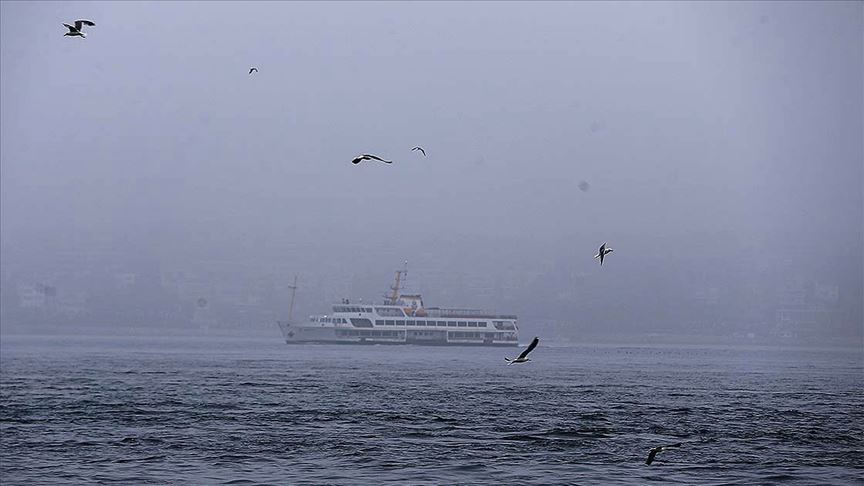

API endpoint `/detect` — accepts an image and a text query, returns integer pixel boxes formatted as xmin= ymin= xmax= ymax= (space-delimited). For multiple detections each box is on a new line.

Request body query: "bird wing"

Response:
xmin=516 ymin=337 xmax=539 ymax=360
xmin=74 ymin=20 xmax=95 ymax=30
xmin=363 ymin=154 xmax=392 ymax=164
xmin=645 ymin=449 xmax=659 ymax=465
xmin=412 ymin=147 xmax=426 ymax=156
xmin=351 ymin=156 xmax=364 ymax=164
xmin=249 ymin=67 xmax=258 ymax=73
xmin=63 ymin=23 xmax=77 ymax=32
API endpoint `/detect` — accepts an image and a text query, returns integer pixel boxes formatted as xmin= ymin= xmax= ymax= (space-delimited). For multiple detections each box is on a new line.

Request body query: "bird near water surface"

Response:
xmin=645 ymin=443 xmax=682 ymax=465
xmin=505 ymin=336 xmax=539 ymax=365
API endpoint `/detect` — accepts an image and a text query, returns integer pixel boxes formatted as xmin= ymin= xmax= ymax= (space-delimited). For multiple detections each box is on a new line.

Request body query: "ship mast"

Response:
xmin=287 ymin=275 xmax=298 ymax=322
xmin=385 ymin=261 xmax=408 ymax=305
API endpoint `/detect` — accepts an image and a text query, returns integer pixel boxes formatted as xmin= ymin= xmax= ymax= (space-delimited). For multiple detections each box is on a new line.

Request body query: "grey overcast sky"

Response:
xmin=1 ymin=1 xmax=861 ymax=336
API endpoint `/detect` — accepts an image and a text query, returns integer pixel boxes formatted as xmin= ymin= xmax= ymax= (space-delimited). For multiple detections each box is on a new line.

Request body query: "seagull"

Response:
xmin=594 ymin=242 xmax=613 ymax=266
xmin=505 ymin=336 xmax=539 ymax=365
xmin=411 ymin=146 xmax=426 ymax=156
xmin=249 ymin=67 xmax=258 ymax=75
xmin=352 ymin=154 xmax=392 ymax=165
xmin=63 ymin=20 xmax=95 ymax=38
xmin=645 ymin=443 xmax=681 ymax=465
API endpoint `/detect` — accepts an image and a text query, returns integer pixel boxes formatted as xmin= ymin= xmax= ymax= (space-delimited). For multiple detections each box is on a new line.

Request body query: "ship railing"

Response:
xmin=424 ymin=308 xmax=517 ymax=319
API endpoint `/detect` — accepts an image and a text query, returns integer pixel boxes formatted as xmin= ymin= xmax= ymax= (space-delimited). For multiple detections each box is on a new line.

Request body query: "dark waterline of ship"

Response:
xmin=1 ymin=335 xmax=862 ymax=484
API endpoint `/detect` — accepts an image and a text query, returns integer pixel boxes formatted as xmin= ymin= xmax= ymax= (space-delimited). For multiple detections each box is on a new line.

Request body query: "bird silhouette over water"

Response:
xmin=63 ymin=20 xmax=95 ymax=38
xmin=352 ymin=154 xmax=392 ymax=165
xmin=505 ymin=336 xmax=539 ymax=365
xmin=411 ymin=146 xmax=426 ymax=156
xmin=249 ymin=67 xmax=258 ymax=75
xmin=645 ymin=443 xmax=681 ymax=465
xmin=594 ymin=242 xmax=613 ymax=266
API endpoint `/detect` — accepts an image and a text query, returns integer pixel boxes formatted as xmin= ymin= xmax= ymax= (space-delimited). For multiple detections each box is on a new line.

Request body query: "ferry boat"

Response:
xmin=277 ymin=266 xmax=519 ymax=346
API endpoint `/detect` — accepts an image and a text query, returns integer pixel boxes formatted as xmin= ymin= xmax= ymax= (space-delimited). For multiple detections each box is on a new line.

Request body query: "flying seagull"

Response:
xmin=63 ymin=20 xmax=95 ymax=38
xmin=645 ymin=443 xmax=681 ymax=465
xmin=505 ymin=336 xmax=539 ymax=365
xmin=411 ymin=146 xmax=426 ymax=157
xmin=352 ymin=154 xmax=392 ymax=165
xmin=594 ymin=242 xmax=613 ymax=266
xmin=249 ymin=67 xmax=258 ymax=75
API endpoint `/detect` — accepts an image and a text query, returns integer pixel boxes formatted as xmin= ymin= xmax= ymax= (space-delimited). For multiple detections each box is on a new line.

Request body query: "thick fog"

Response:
xmin=1 ymin=1 xmax=861 ymax=343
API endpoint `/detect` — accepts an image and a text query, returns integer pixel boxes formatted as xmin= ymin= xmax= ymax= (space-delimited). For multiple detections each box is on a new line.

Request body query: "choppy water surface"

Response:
xmin=1 ymin=335 xmax=862 ymax=484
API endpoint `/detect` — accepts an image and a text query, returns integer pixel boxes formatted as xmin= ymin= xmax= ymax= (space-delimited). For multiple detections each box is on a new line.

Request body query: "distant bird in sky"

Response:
xmin=63 ymin=20 xmax=95 ymax=38
xmin=411 ymin=146 xmax=426 ymax=156
xmin=505 ymin=336 xmax=539 ymax=365
xmin=594 ymin=242 xmax=613 ymax=266
xmin=578 ymin=180 xmax=591 ymax=192
xmin=352 ymin=154 xmax=392 ymax=165
xmin=645 ymin=443 xmax=681 ymax=465
xmin=249 ymin=67 xmax=258 ymax=75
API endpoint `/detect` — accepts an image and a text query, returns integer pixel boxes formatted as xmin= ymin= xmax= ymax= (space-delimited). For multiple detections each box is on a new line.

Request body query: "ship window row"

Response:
xmin=334 ymin=306 xmax=373 ymax=313
xmin=374 ymin=320 xmax=487 ymax=328
xmin=337 ymin=330 xmax=401 ymax=338
xmin=312 ymin=316 xmax=347 ymax=324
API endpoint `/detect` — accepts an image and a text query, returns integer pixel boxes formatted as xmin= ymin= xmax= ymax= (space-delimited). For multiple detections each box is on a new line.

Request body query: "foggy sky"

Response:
xmin=1 ymin=2 xmax=861 ymax=338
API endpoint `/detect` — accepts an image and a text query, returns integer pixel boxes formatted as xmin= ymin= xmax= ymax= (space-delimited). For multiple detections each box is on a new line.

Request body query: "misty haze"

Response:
xmin=1 ymin=1 xmax=861 ymax=484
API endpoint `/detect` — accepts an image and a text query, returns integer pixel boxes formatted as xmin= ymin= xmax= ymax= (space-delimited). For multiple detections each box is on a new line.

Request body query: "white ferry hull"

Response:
xmin=278 ymin=321 xmax=519 ymax=347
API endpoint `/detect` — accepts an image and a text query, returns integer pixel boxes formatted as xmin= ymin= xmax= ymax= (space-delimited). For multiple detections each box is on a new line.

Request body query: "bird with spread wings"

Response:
xmin=352 ymin=154 xmax=393 ymax=165
xmin=505 ymin=337 xmax=539 ymax=365
xmin=63 ymin=20 xmax=95 ymax=38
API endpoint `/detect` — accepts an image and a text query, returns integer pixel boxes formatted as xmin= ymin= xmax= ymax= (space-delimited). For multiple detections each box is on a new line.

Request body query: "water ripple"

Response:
xmin=1 ymin=336 xmax=862 ymax=484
